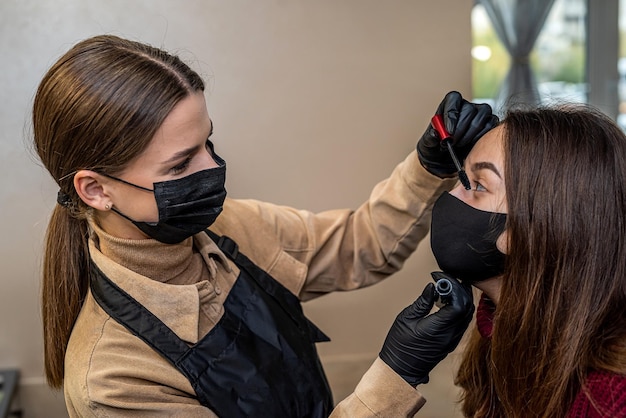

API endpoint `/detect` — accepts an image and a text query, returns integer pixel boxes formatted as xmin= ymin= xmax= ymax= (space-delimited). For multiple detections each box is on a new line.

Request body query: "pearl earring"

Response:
xmin=105 ymin=203 xmax=111 ymax=210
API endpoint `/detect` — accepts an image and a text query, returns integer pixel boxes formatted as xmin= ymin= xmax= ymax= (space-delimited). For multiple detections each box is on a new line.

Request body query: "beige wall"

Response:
xmin=0 ymin=1 xmax=472 ymax=417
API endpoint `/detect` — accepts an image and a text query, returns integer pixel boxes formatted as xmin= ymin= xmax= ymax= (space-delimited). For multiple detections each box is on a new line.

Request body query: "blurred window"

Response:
xmin=472 ymin=0 xmax=586 ymax=114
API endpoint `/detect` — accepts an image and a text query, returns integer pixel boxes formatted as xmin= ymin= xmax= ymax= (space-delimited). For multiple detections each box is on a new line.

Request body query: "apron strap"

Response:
xmin=89 ymin=262 xmax=191 ymax=365
xmin=205 ymin=230 xmax=330 ymax=343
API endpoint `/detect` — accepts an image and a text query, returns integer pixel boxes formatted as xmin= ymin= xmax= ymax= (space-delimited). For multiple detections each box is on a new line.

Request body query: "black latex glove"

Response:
xmin=417 ymin=91 xmax=499 ymax=178
xmin=379 ymin=273 xmax=474 ymax=386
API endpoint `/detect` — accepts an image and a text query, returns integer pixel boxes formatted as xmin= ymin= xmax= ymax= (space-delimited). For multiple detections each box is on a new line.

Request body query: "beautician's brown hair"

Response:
xmin=33 ymin=35 xmax=204 ymax=388
xmin=456 ymin=106 xmax=626 ymax=417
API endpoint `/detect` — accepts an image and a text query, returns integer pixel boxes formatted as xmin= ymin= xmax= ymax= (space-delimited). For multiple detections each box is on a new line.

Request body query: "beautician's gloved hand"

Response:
xmin=417 ymin=91 xmax=499 ymax=178
xmin=379 ymin=274 xmax=474 ymax=386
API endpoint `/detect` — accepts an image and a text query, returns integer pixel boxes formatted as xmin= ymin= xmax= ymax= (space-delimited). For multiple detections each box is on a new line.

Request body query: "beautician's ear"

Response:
xmin=74 ymin=170 xmax=111 ymax=211
xmin=496 ymin=230 xmax=509 ymax=254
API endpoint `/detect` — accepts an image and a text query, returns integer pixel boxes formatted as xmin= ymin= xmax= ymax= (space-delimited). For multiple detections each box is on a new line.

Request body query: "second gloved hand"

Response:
xmin=379 ymin=274 xmax=474 ymax=386
xmin=417 ymin=91 xmax=499 ymax=178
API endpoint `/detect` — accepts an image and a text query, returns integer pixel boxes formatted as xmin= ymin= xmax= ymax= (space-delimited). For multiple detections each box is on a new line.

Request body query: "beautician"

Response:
xmin=34 ymin=34 xmax=495 ymax=417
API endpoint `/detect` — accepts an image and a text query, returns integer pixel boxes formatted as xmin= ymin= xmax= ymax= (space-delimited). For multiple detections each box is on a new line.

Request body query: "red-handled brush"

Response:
xmin=431 ymin=114 xmax=471 ymax=190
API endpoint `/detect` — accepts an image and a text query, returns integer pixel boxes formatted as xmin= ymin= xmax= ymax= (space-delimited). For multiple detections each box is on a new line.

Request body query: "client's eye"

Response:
xmin=474 ymin=181 xmax=487 ymax=192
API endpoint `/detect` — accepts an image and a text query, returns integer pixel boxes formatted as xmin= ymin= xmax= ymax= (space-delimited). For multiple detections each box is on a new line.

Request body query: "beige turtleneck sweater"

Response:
xmin=64 ymin=151 xmax=452 ymax=417
xmin=88 ymin=217 xmax=239 ymax=340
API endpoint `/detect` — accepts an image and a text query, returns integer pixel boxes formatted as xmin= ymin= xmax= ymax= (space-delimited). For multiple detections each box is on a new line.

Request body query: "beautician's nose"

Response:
xmin=203 ymin=141 xmax=220 ymax=169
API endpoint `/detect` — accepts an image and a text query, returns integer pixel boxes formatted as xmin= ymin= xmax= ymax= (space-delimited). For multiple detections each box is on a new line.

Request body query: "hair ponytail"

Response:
xmin=41 ymin=205 xmax=90 ymax=388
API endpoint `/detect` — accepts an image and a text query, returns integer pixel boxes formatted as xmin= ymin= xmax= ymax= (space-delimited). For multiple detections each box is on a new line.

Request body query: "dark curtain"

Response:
xmin=478 ymin=0 xmax=556 ymax=113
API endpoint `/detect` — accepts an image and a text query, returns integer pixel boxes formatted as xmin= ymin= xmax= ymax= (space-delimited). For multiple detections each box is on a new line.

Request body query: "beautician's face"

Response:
xmin=101 ymin=91 xmax=218 ymax=239
xmin=450 ymin=125 xmax=508 ymax=252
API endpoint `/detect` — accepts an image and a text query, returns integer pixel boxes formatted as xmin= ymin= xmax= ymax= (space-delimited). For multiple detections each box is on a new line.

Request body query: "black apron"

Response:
xmin=90 ymin=231 xmax=334 ymax=418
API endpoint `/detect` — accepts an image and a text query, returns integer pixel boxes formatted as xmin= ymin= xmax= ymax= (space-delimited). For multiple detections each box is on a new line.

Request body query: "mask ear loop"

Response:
xmin=98 ymin=172 xmax=154 ymax=192
xmin=108 ymin=205 xmax=158 ymax=226
xmin=97 ymin=173 xmax=156 ymax=224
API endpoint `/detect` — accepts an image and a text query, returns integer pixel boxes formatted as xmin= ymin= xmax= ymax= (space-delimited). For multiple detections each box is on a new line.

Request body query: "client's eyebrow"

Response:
xmin=472 ymin=161 xmax=502 ymax=179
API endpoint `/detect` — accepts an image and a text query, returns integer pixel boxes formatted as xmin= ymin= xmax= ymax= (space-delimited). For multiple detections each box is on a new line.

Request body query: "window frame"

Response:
xmin=587 ymin=0 xmax=619 ymax=120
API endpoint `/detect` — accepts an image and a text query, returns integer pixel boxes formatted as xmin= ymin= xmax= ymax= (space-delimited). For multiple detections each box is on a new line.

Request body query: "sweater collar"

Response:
xmin=87 ymin=218 xmax=232 ymax=344
xmin=89 ymin=218 xmax=204 ymax=284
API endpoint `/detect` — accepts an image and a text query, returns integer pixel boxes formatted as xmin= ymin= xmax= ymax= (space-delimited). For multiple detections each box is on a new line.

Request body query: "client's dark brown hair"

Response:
xmin=456 ymin=105 xmax=626 ymax=417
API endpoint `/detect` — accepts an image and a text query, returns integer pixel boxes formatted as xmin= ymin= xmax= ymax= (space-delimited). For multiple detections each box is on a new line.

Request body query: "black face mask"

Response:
xmin=107 ymin=146 xmax=227 ymax=244
xmin=430 ymin=192 xmax=507 ymax=283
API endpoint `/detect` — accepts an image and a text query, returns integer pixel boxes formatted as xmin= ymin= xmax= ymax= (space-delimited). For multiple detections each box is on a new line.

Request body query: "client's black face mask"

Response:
xmin=107 ymin=144 xmax=227 ymax=244
xmin=430 ymin=192 xmax=507 ymax=283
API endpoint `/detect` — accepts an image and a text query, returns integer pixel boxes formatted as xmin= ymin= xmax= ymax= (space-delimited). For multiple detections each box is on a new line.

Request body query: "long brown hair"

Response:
xmin=456 ymin=106 xmax=626 ymax=417
xmin=33 ymin=35 xmax=204 ymax=388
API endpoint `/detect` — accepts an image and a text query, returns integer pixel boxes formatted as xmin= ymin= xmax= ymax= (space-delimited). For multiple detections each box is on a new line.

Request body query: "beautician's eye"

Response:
xmin=171 ymin=157 xmax=192 ymax=175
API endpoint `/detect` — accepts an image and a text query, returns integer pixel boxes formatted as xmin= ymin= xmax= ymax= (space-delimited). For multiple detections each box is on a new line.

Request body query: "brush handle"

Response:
xmin=431 ymin=114 xmax=451 ymax=141
xmin=430 ymin=115 xmax=472 ymax=190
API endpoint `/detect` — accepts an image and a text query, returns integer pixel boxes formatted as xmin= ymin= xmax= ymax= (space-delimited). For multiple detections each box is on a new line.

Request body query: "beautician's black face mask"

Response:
xmin=106 ymin=142 xmax=227 ymax=244
xmin=431 ymin=192 xmax=507 ymax=283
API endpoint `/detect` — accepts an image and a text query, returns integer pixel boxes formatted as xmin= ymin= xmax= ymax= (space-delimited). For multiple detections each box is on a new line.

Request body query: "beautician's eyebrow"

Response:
xmin=161 ymin=145 xmax=201 ymax=166
xmin=471 ymin=161 xmax=502 ymax=179
xmin=161 ymin=123 xmax=214 ymax=166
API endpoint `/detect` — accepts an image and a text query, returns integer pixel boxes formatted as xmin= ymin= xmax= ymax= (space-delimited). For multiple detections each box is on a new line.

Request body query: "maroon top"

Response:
xmin=475 ymin=294 xmax=626 ymax=417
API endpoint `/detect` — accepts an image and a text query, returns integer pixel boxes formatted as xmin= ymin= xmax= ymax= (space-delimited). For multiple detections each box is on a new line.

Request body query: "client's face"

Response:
xmin=429 ymin=125 xmax=509 ymax=300
xmin=450 ymin=125 xmax=508 ymax=254
xmin=450 ymin=125 xmax=507 ymax=217
xmin=445 ymin=125 xmax=508 ymax=301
